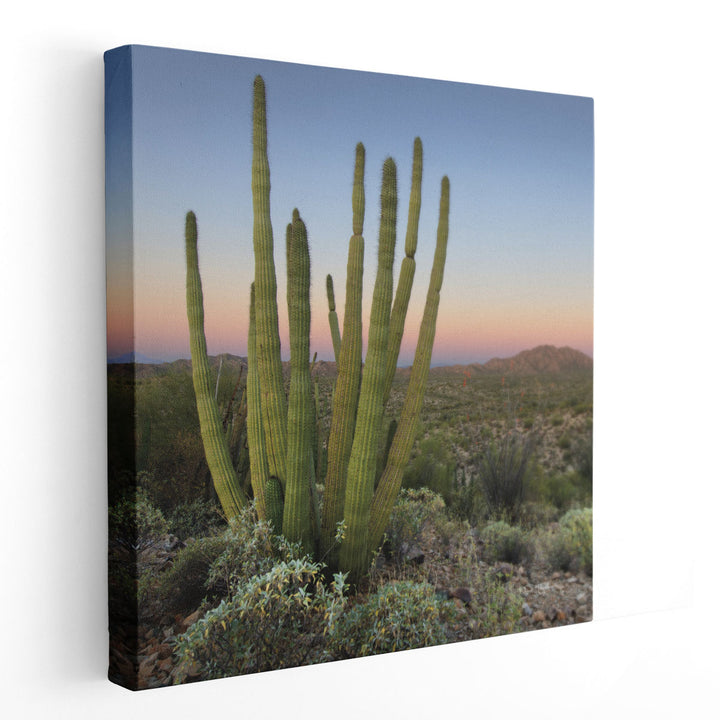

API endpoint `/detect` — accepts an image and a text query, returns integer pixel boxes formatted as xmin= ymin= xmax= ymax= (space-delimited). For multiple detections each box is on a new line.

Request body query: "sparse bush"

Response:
xmin=328 ymin=581 xmax=456 ymax=658
xmin=155 ymin=534 xmax=228 ymax=615
xmin=384 ymin=488 xmax=445 ymax=562
xmin=474 ymin=577 xmax=524 ymax=638
xmin=547 ymin=508 xmax=592 ymax=575
xmin=402 ymin=436 xmax=456 ymax=503
xmin=480 ymin=520 xmax=534 ymax=565
xmin=156 ymin=503 xmax=302 ymax=614
xmin=174 ymin=558 xmax=346 ymax=680
xmin=166 ymin=498 xmax=224 ymax=540
xmin=109 ymin=488 xmax=169 ymax=552
xmin=476 ymin=431 xmax=535 ymax=522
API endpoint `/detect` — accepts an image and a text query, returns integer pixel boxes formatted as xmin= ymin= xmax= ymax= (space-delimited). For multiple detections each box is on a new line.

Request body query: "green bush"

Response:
xmin=384 ymin=488 xmax=445 ymax=562
xmin=474 ymin=577 xmax=524 ymax=638
xmin=547 ymin=508 xmax=592 ymax=575
xmin=206 ymin=508 xmax=303 ymax=595
xmin=476 ymin=431 xmax=535 ymax=522
xmin=156 ymin=503 xmax=302 ymax=614
xmin=109 ymin=488 xmax=169 ymax=552
xmin=402 ymin=436 xmax=456 ymax=503
xmin=174 ymin=558 xmax=346 ymax=680
xmin=328 ymin=581 xmax=457 ymax=658
xmin=480 ymin=520 xmax=534 ymax=565
xmin=155 ymin=534 xmax=228 ymax=615
xmin=166 ymin=498 xmax=225 ymax=540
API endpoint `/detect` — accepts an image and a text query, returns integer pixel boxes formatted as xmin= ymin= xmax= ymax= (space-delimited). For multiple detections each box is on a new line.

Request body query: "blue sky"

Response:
xmin=106 ymin=45 xmax=593 ymax=365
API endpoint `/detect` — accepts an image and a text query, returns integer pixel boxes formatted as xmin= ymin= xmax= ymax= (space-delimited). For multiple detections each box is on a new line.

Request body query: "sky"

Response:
xmin=106 ymin=45 xmax=593 ymax=366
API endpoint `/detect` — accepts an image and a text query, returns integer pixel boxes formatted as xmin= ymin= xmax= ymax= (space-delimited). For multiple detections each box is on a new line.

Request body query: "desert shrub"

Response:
xmin=109 ymin=488 xmax=169 ymax=552
xmin=480 ymin=520 xmax=534 ymax=565
xmin=174 ymin=558 xmax=346 ymax=680
xmin=476 ymin=431 xmax=535 ymax=522
xmin=155 ymin=534 xmax=228 ymax=615
xmin=206 ymin=508 xmax=303 ymax=595
xmin=384 ymin=488 xmax=446 ymax=562
xmin=402 ymin=436 xmax=456 ymax=503
xmin=547 ymin=508 xmax=592 ymax=575
xmin=156 ymin=504 xmax=302 ymax=614
xmin=328 ymin=581 xmax=456 ymax=658
xmin=166 ymin=498 xmax=224 ymax=540
xmin=474 ymin=577 xmax=524 ymax=638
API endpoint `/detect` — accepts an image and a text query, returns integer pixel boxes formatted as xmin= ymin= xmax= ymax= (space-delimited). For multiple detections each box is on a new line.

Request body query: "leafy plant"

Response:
xmin=328 ymin=581 xmax=456 ymax=658
xmin=547 ymin=507 xmax=592 ymax=575
xmin=480 ymin=520 xmax=534 ymax=565
xmin=174 ymin=558 xmax=346 ymax=680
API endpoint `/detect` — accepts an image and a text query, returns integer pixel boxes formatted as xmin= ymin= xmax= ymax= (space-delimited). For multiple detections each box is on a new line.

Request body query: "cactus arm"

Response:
xmin=326 ymin=274 xmax=342 ymax=364
xmin=251 ymin=75 xmax=287 ymax=485
xmin=320 ymin=143 xmax=366 ymax=558
xmin=184 ymin=211 xmax=246 ymax=519
xmin=382 ymin=138 xmax=423 ymax=407
xmin=282 ymin=212 xmax=314 ymax=553
xmin=246 ymin=283 xmax=271 ymax=520
xmin=368 ymin=176 xmax=450 ymax=552
xmin=339 ymin=157 xmax=398 ymax=581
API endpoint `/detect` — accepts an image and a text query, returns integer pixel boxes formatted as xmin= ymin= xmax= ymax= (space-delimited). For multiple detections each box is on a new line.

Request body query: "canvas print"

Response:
xmin=105 ymin=45 xmax=593 ymax=690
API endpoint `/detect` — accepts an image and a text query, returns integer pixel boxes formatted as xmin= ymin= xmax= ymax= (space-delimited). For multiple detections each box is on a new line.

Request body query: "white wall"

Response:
xmin=3 ymin=2 xmax=718 ymax=717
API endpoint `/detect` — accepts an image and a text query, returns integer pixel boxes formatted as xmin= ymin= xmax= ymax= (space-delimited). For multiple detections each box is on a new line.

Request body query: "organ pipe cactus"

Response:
xmin=326 ymin=274 xmax=342 ymax=364
xmin=338 ymin=158 xmax=398 ymax=579
xmin=382 ymin=137 xmax=423 ymax=407
xmin=184 ymin=211 xmax=246 ymax=519
xmin=282 ymin=211 xmax=314 ymax=553
xmin=320 ymin=143 xmax=365 ymax=560
xmin=251 ymin=76 xmax=287 ymax=487
xmin=185 ymin=76 xmax=449 ymax=583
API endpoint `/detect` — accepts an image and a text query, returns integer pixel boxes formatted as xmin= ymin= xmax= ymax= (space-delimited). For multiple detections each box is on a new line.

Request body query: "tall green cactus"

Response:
xmin=339 ymin=158 xmax=398 ymax=581
xmin=368 ymin=176 xmax=450 ymax=552
xmin=326 ymin=274 xmax=342 ymax=364
xmin=184 ymin=211 xmax=246 ymax=519
xmin=282 ymin=211 xmax=314 ymax=553
xmin=320 ymin=143 xmax=365 ymax=559
xmin=251 ymin=75 xmax=287 ymax=487
xmin=382 ymin=137 xmax=423 ymax=407
xmin=246 ymin=283 xmax=270 ymax=520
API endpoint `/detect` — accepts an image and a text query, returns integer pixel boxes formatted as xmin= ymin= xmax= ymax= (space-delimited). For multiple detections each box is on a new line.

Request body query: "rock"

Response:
xmin=522 ymin=603 xmax=533 ymax=617
xmin=399 ymin=543 xmax=425 ymax=564
xmin=448 ymin=587 xmax=473 ymax=605
xmin=532 ymin=610 xmax=546 ymax=624
xmin=157 ymin=643 xmax=173 ymax=660
xmin=551 ymin=571 xmax=562 ymax=580
xmin=554 ymin=610 xmax=567 ymax=622
xmin=181 ymin=610 xmax=200 ymax=630
xmin=138 ymin=652 xmax=159 ymax=678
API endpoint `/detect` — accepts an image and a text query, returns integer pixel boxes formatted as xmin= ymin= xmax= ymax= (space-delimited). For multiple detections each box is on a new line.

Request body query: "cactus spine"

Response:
xmin=282 ymin=211 xmax=314 ymax=553
xmin=339 ymin=158 xmax=397 ymax=581
xmin=326 ymin=274 xmax=342 ymax=364
xmin=320 ymin=143 xmax=366 ymax=558
xmin=251 ymin=75 xmax=287 ymax=486
xmin=184 ymin=211 xmax=246 ymax=519
xmin=368 ymin=176 xmax=450 ymax=551
xmin=383 ymin=137 xmax=423 ymax=406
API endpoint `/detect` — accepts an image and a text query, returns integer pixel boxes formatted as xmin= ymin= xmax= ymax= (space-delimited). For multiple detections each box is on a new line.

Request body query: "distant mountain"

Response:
xmin=107 ymin=351 xmax=164 ymax=365
xmin=482 ymin=345 xmax=592 ymax=374
xmin=108 ymin=345 xmax=592 ymax=378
